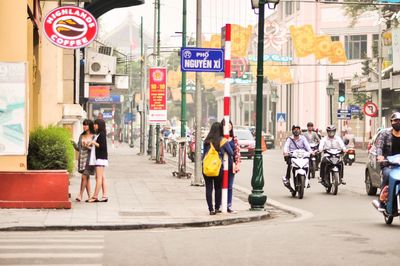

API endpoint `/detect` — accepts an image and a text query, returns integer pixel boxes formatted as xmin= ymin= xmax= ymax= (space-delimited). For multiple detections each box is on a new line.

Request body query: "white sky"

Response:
xmin=99 ymin=0 xmax=263 ymax=47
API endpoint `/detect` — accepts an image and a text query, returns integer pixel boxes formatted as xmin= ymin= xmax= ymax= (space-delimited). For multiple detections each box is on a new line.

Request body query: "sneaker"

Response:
xmin=227 ymin=208 xmax=237 ymax=214
xmin=282 ymin=176 xmax=289 ymax=185
xmin=318 ymin=177 xmax=322 ymax=183
xmin=209 ymin=210 xmax=216 ymax=215
xmin=372 ymin=200 xmax=385 ymax=212
xmin=341 ymin=180 xmax=346 ymax=185
xmin=215 ymin=209 xmax=222 ymax=214
xmin=307 ymin=183 xmax=311 ymax=188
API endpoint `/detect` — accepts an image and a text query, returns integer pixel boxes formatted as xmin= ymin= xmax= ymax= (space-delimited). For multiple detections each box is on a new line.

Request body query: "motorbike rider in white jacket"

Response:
xmin=283 ymin=125 xmax=312 ymax=189
xmin=318 ymin=125 xmax=347 ymax=185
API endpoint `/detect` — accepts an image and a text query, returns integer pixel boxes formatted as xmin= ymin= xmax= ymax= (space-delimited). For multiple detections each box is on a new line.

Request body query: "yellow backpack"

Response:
xmin=203 ymin=139 xmax=227 ymax=177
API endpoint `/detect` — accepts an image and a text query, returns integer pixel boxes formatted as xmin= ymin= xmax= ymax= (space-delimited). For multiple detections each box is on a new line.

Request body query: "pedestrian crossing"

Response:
xmin=0 ymin=232 xmax=104 ymax=266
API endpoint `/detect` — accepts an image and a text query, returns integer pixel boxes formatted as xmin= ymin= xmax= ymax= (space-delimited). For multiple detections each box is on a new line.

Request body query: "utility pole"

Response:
xmin=378 ymin=7 xmax=383 ymax=127
xmin=193 ymin=0 xmax=203 ymax=185
xmin=181 ymin=0 xmax=187 ymax=139
xmin=139 ymin=16 xmax=146 ymax=155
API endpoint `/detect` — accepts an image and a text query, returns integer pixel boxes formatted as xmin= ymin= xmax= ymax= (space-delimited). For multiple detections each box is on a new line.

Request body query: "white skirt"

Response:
xmin=95 ymin=159 xmax=108 ymax=167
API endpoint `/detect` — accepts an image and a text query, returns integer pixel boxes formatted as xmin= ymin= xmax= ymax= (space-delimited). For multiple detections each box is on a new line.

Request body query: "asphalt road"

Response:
xmin=0 ymin=149 xmax=399 ymax=266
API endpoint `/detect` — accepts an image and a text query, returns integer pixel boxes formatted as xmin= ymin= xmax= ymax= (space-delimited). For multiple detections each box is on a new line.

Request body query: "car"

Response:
xmin=365 ymin=130 xmax=384 ymax=196
xmin=235 ymin=129 xmax=255 ymax=159
xmin=263 ymin=132 xmax=275 ymax=149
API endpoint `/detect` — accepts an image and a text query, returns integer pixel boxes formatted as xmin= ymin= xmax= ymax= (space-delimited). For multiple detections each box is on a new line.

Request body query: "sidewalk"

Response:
xmin=0 ymin=142 xmax=274 ymax=231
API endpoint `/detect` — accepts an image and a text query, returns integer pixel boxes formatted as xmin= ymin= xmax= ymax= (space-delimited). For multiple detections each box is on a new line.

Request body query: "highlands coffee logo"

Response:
xmin=43 ymin=6 xmax=97 ymax=49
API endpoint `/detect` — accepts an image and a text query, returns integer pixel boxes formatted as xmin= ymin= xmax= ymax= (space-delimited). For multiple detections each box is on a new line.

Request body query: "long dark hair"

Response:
xmin=94 ymin=119 xmax=106 ymax=134
xmin=221 ymin=119 xmax=234 ymax=138
xmin=204 ymin=122 xmax=223 ymax=151
xmin=81 ymin=119 xmax=95 ymax=135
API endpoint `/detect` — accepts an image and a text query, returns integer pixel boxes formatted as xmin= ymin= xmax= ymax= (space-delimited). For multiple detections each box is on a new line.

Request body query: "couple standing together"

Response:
xmin=203 ymin=120 xmax=241 ymax=215
xmin=73 ymin=118 xmax=108 ymax=203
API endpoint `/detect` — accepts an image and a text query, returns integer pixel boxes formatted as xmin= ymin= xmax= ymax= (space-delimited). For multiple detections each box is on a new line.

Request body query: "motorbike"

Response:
xmin=285 ymin=149 xmax=310 ymax=199
xmin=309 ymin=143 xmax=319 ymax=179
xmin=343 ymin=148 xmax=356 ymax=166
xmin=372 ymin=154 xmax=400 ymax=225
xmin=188 ymin=135 xmax=196 ymax=162
xmin=321 ymin=148 xmax=344 ymax=195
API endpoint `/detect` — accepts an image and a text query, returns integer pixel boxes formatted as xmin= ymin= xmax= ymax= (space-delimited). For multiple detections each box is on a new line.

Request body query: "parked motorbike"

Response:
xmin=321 ymin=148 xmax=344 ymax=195
xmin=343 ymin=148 xmax=356 ymax=166
xmin=284 ymin=149 xmax=310 ymax=199
xmin=372 ymin=154 xmax=400 ymax=225
xmin=309 ymin=143 xmax=319 ymax=179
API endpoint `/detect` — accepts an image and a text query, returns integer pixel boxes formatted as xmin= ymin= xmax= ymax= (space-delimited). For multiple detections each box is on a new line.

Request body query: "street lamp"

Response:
xmin=248 ymin=0 xmax=280 ymax=210
xmin=326 ymin=73 xmax=335 ymax=125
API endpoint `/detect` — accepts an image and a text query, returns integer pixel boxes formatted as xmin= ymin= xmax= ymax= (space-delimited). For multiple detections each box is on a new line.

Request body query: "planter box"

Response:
xmin=0 ymin=170 xmax=71 ymax=209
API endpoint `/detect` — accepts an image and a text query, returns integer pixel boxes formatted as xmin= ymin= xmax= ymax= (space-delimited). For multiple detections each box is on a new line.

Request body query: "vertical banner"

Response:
xmin=392 ymin=28 xmax=400 ymax=72
xmin=149 ymin=67 xmax=167 ymax=124
xmin=0 ymin=62 xmax=26 ymax=155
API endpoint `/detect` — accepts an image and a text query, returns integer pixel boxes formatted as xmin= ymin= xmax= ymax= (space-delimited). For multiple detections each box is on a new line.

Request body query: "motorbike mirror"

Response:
xmin=344 ymin=139 xmax=349 ymax=145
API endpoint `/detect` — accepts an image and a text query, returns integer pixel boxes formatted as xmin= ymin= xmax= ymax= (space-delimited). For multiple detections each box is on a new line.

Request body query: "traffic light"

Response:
xmin=361 ymin=59 xmax=370 ymax=76
xmin=338 ymin=81 xmax=345 ymax=103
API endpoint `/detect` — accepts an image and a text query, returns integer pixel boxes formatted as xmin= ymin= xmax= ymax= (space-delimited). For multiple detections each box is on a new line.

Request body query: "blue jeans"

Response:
xmin=381 ymin=167 xmax=392 ymax=189
xmin=228 ymin=173 xmax=235 ymax=209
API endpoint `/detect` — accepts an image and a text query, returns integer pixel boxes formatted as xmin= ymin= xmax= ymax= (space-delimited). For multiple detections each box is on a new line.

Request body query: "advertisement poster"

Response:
xmin=149 ymin=67 xmax=167 ymax=124
xmin=0 ymin=62 xmax=26 ymax=155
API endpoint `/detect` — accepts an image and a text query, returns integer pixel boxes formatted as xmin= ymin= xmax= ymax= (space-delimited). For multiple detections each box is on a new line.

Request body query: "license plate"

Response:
xmin=349 ymin=155 xmax=354 ymax=159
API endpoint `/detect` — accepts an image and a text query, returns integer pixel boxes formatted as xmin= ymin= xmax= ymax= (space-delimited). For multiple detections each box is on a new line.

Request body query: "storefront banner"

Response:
xmin=392 ymin=28 xmax=400 ymax=72
xmin=149 ymin=67 xmax=167 ymax=124
xmin=89 ymin=85 xmax=110 ymax=98
xmin=0 ymin=62 xmax=26 ymax=155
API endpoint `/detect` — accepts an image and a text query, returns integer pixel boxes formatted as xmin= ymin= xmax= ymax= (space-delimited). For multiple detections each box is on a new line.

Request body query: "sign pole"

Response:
xmin=222 ymin=23 xmax=231 ymax=214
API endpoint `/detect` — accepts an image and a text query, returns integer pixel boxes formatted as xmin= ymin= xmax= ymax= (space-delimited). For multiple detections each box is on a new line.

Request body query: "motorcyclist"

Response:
xmin=283 ymin=125 xmax=312 ymax=189
xmin=304 ymin=122 xmax=320 ymax=146
xmin=342 ymin=128 xmax=356 ymax=148
xmin=373 ymin=112 xmax=400 ymax=211
xmin=318 ymin=125 xmax=347 ymax=185
xmin=168 ymin=129 xmax=179 ymax=152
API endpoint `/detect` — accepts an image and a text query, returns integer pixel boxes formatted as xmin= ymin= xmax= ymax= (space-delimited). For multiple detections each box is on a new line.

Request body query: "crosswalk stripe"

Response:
xmin=0 ymin=253 xmax=103 ymax=258
xmin=0 ymin=264 xmax=103 ymax=266
xmin=0 ymin=239 xmax=104 ymax=243
xmin=0 ymin=235 xmax=104 ymax=239
xmin=0 ymin=245 xmax=103 ymax=249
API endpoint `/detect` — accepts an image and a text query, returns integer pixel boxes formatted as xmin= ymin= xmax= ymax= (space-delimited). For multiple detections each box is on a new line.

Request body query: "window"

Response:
xmin=372 ymin=34 xmax=379 ymax=58
xmin=345 ymin=35 xmax=367 ymax=59
xmin=331 ymin=36 xmax=339 ymax=42
xmin=285 ymin=2 xmax=294 ymax=16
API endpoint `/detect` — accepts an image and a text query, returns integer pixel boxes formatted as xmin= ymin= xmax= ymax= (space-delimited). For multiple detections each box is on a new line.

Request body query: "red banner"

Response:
xmin=89 ymin=86 xmax=110 ymax=98
xmin=149 ymin=67 xmax=167 ymax=124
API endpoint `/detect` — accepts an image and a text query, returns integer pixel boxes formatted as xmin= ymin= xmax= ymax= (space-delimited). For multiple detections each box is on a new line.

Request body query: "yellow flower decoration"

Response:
xmin=231 ymin=24 xmax=252 ymax=58
xmin=314 ymin=35 xmax=332 ymax=60
xmin=290 ymin=25 xmax=316 ymax=57
xmin=329 ymin=41 xmax=347 ymax=63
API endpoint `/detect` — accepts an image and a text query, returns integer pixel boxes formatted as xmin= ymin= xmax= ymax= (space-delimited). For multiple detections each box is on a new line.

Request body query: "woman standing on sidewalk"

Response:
xmin=202 ymin=122 xmax=233 ymax=215
xmin=72 ymin=119 xmax=95 ymax=202
xmin=221 ymin=119 xmax=241 ymax=213
xmin=88 ymin=119 xmax=108 ymax=203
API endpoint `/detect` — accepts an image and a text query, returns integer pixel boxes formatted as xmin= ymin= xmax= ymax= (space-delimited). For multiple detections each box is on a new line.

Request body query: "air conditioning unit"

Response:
xmin=86 ymin=49 xmax=116 ymax=76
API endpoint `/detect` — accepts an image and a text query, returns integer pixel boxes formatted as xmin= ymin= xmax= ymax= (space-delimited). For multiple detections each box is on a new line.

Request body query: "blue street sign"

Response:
xmin=337 ymin=109 xmax=351 ymax=120
xmin=88 ymin=95 xmax=122 ymax=103
xmin=180 ymin=47 xmax=224 ymax=72
xmin=349 ymin=105 xmax=361 ymax=114
xmin=277 ymin=112 xmax=286 ymax=122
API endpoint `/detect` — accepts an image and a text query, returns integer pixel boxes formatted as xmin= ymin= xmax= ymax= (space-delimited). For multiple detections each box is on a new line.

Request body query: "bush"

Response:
xmin=28 ymin=125 xmax=74 ymax=173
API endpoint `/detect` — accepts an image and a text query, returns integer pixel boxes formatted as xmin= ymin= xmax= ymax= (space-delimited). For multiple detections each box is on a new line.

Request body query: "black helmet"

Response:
xmin=307 ymin=122 xmax=314 ymax=127
xmin=390 ymin=112 xmax=400 ymax=121
xmin=326 ymin=125 xmax=336 ymax=137
xmin=292 ymin=125 xmax=301 ymax=136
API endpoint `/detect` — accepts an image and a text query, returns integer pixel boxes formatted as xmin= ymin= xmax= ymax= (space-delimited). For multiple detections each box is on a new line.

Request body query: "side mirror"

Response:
xmin=344 ymin=139 xmax=349 ymax=145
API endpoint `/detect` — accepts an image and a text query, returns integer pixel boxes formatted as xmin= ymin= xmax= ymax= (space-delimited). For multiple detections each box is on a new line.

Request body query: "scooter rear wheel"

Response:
xmin=384 ymin=213 xmax=393 ymax=225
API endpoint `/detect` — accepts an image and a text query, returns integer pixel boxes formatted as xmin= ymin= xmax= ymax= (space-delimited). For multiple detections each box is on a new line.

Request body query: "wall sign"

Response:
xmin=43 ymin=6 xmax=98 ymax=49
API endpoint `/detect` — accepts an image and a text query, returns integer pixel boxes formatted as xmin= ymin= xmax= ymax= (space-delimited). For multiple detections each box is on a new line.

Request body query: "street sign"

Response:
xmin=277 ymin=112 xmax=286 ymax=122
xmin=363 ymin=102 xmax=378 ymax=117
xmin=337 ymin=109 xmax=351 ymax=120
xmin=349 ymin=105 xmax=361 ymax=114
xmin=180 ymin=47 xmax=224 ymax=72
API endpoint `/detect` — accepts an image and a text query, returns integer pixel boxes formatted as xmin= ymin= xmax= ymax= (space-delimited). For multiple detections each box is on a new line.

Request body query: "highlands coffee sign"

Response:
xmin=43 ymin=6 xmax=98 ymax=49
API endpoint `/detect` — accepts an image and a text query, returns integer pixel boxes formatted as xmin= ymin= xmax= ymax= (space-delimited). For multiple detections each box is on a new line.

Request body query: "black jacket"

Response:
xmin=95 ymin=132 xmax=108 ymax=160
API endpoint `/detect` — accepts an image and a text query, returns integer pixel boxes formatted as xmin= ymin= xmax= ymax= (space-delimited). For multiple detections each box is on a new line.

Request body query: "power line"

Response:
xmin=280 ymin=0 xmax=400 ymax=6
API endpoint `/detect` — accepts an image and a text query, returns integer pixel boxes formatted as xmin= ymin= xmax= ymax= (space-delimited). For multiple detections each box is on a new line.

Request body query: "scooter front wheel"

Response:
xmin=298 ymin=175 xmax=305 ymax=199
xmin=332 ymin=172 xmax=339 ymax=195
xmin=384 ymin=213 xmax=393 ymax=225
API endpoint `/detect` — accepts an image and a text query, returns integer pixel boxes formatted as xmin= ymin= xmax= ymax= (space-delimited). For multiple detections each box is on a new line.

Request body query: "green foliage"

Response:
xmin=166 ymin=49 xmax=181 ymax=71
xmin=349 ymin=92 xmax=371 ymax=120
xmin=28 ymin=125 xmax=74 ymax=173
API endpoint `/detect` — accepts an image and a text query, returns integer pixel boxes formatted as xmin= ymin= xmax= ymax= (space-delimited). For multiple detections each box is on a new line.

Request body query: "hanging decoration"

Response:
xmin=290 ymin=25 xmax=316 ymax=58
xmin=314 ymin=35 xmax=333 ymax=60
xmin=264 ymin=21 xmax=288 ymax=51
xmin=329 ymin=41 xmax=347 ymax=63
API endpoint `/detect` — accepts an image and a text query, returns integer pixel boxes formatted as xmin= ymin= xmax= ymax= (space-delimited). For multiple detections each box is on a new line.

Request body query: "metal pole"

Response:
xmin=378 ymin=7 xmax=382 ymax=127
xmin=181 ymin=0 xmax=187 ymax=138
xmin=139 ymin=17 xmax=145 ymax=155
xmin=330 ymin=95 xmax=333 ymax=125
xmin=248 ymin=0 xmax=267 ymax=210
xmin=155 ymin=0 xmax=161 ymax=163
xmin=193 ymin=0 xmax=203 ymax=186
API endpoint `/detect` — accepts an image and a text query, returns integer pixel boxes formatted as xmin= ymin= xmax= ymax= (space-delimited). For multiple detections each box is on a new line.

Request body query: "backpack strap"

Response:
xmin=289 ymin=137 xmax=300 ymax=150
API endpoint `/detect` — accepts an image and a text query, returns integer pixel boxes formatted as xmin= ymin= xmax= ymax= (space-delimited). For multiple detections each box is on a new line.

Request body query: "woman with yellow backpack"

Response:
xmin=202 ymin=122 xmax=234 ymax=215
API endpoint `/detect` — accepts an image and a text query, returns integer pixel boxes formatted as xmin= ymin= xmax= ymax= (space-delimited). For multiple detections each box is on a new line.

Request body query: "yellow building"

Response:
xmin=0 ymin=0 xmax=83 ymax=171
